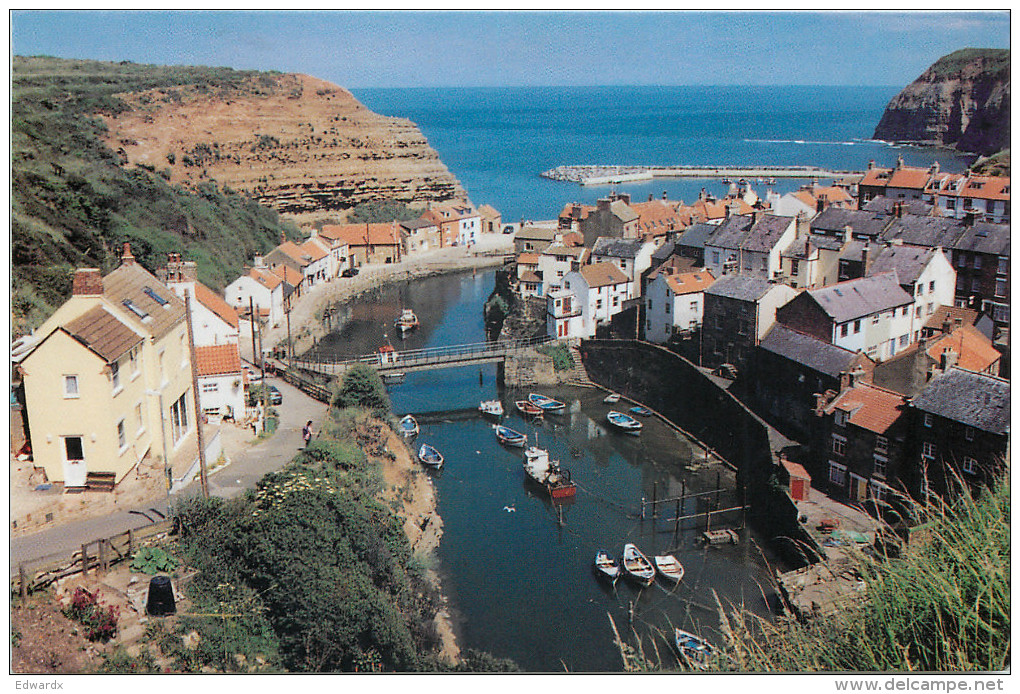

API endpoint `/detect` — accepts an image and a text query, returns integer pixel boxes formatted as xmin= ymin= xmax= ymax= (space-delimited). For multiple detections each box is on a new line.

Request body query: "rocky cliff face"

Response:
xmin=102 ymin=73 xmax=466 ymax=223
xmin=873 ymin=49 xmax=1009 ymax=156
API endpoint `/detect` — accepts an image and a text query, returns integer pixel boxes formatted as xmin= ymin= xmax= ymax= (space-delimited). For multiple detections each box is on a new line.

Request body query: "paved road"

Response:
xmin=10 ymin=376 xmax=327 ymax=571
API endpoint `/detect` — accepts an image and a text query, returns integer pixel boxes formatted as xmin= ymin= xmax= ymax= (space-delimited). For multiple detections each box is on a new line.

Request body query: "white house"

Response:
xmin=866 ymin=242 xmax=957 ymax=343
xmin=225 ymin=264 xmax=285 ymax=327
xmin=160 ymin=254 xmax=239 ymax=347
xmin=536 ymin=244 xmax=588 ymax=295
xmin=704 ymin=212 xmax=798 ymax=281
xmin=590 ymin=237 xmax=656 ymax=298
xmin=194 ymin=344 xmax=245 ymax=420
xmin=546 ymin=287 xmax=585 ymax=340
xmin=644 ymin=268 xmax=715 ymax=343
xmin=559 ymin=262 xmax=631 ymax=337
xmin=307 ymin=230 xmax=350 ymax=279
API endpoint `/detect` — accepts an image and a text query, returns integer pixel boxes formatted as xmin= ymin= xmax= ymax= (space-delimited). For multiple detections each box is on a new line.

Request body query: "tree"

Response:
xmin=332 ymin=365 xmax=391 ymax=416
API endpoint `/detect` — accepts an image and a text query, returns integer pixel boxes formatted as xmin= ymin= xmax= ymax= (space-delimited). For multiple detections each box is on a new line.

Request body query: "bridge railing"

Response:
xmin=291 ymin=334 xmax=553 ymax=373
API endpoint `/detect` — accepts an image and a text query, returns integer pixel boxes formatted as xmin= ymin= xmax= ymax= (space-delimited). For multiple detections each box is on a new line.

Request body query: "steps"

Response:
xmin=564 ymin=345 xmax=596 ymax=388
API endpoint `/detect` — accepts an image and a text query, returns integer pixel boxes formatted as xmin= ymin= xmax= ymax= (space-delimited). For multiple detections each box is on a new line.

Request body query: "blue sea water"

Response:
xmin=353 ymin=86 xmax=974 ymax=222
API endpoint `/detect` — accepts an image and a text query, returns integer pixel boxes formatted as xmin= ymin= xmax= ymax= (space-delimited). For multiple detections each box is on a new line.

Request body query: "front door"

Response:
xmin=848 ymin=473 xmax=868 ymax=502
xmin=62 ymin=436 xmax=87 ymax=487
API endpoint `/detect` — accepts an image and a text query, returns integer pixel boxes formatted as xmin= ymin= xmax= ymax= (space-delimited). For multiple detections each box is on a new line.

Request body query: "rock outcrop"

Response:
xmin=101 ymin=73 xmax=466 ymax=223
xmin=873 ymin=48 xmax=1009 ymax=156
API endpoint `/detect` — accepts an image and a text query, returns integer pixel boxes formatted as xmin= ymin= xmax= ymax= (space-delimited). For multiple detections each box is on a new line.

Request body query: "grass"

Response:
xmin=537 ymin=342 xmax=574 ymax=371
xmin=929 ymin=49 xmax=1010 ymax=79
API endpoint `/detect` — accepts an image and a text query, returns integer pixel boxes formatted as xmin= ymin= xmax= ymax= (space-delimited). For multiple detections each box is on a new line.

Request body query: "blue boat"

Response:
xmin=398 ymin=414 xmax=419 ymax=438
xmin=607 ymin=410 xmax=642 ymax=434
xmin=629 ymin=405 xmax=653 ymax=417
xmin=495 ymin=424 xmax=527 ymax=447
xmin=674 ymin=628 xmax=713 ymax=669
xmin=417 ymin=443 xmax=444 ymax=470
xmin=528 ymin=392 xmax=565 ymax=413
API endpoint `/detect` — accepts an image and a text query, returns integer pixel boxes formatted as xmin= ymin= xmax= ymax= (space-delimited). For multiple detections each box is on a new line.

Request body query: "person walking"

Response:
xmin=302 ymin=420 xmax=314 ymax=449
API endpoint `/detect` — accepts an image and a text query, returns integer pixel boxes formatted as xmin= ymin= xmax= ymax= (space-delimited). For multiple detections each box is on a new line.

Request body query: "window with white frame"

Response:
xmin=875 ymin=435 xmax=889 ymax=454
xmin=834 ymin=409 xmax=848 ymax=428
xmin=111 ymin=360 xmax=121 ymax=391
xmin=64 ymin=374 xmax=80 ymax=398
xmin=201 ymin=382 xmax=219 ymax=393
xmin=923 ymin=413 xmax=933 ymax=427
xmin=828 ymin=461 xmax=847 ymax=486
xmin=995 ymin=279 xmax=1007 ymax=297
xmin=921 ymin=441 xmax=937 ymax=460
xmin=997 ymin=257 xmax=1008 ymax=276
xmin=962 ymin=456 xmax=978 ymax=475
xmin=170 ymin=393 xmax=189 ymax=445
xmin=117 ymin=419 xmax=127 ymax=450
xmin=873 ymin=454 xmax=887 ymax=477
xmin=973 ymin=256 xmax=982 ymax=270
xmin=831 ymin=433 xmax=846 ymax=456
xmin=870 ymin=480 xmax=890 ymax=503
xmin=965 ymin=426 xmax=975 ymax=441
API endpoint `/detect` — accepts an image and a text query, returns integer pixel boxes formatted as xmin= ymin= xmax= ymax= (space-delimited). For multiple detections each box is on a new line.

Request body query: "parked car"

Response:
xmin=267 ymin=385 xmax=282 ymax=405
xmin=503 ymin=225 xmax=515 ymax=234
xmin=341 ymin=267 xmax=359 ymax=278
xmin=247 ymin=383 xmax=282 ymax=407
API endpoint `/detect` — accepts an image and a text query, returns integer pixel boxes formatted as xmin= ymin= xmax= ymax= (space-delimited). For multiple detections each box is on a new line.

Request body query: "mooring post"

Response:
xmin=651 ymin=483 xmax=658 ymax=520
xmin=640 ymin=496 xmax=645 ymax=521
xmin=673 ymin=499 xmax=681 ymax=541
xmin=715 ymin=471 xmax=721 ymax=508
xmin=680 ymin=480 xmax=686 ymax=517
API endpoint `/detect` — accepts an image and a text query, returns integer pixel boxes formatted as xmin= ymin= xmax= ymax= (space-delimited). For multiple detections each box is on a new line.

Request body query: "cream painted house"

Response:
xmin=19 ymin=245 xmax=195 ymax=489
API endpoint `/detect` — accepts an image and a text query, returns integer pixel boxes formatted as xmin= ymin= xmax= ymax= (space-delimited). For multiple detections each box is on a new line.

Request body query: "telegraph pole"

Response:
xmin=184 ymin=289 xmax=209 ymax=497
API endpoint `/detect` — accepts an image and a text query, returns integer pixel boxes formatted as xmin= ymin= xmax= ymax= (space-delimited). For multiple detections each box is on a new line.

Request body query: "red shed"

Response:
xmin=783 ymin=460 xmax=812 ymax=502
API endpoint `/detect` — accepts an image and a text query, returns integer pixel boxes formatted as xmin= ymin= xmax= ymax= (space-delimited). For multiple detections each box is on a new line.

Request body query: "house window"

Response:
xmin=63 ymin=375 xmax=79 ymax=398
xmin=596 ymin=299 xmax=603 ymax=310
xmin=956 ymin=254 xmax=967 ymax=268
xmin=64 ymin=436 xmax=84 ymax=463
xmin=834 ymin=410 xmax=848 ymax=428
xmin=831 ymin=434 xmax=846 ymax=456
xmin=791 ymin=259 xmax=800 ymax=275
xmin=873 ymin=453 xmax=888 ymax=477
xmin=853 ymin=320 xmax=861 ymax=333
xmin=170 ymin=393 xmax=189 ymax=445
xmin=995 ymin=280 xmax=1007 ymax=297
xmin=135 ymin=403 xmax=144 ymax=434
xmin=875 ymin=435 xmax=889 ymax=454
xmin=964 ymin=426 xmax=975 ymax=441
xmin=689 ymin=300 xmax=698 ymax=311
xmin=202 ymin=382 xmax=219 ymax=393
xmin=612 ymin=296 xmax=619 ymax=307
xmin=870 ymin=480 xmax=890 ymax=503
xmin=921 ymin=441 xmax=937 ymax=460
xmin=997 ymin=257 xmax=1008 ymax=276
xmin=111 ymin=360 xmax=121 ymax=391
xmin=840 ymin=323 xmax=848 ymax=338
xmin=899 ymin=334 xmax=909 ymax=347
xmin=128 ymin=347 xmax=140 ymax=377
xmin=117 ymin=419 xmax=127 ymax=450
xmin=648 ymin=300 xmax=653 ymax=311
xmin=828 ymin=461 xmax=847 ymax=487
xmin=928 ymin=280 xmax=935 ymax=292
xmin=973 ymin=256 xmax=982 ymax=270
xmin=923 ymin=413 xmax=933 ymax=427
xmin=962 ymin=457 xmax=978 ymax=475
xmin=665 ymin=302 xmax=670 ymax=314
xmin=873 ymin=314 xmax=881 ymax=324
xmin=712 ymin=251 xmax=720 ymax=265
xmin=971 ymin=279 xmax=982 ymax=293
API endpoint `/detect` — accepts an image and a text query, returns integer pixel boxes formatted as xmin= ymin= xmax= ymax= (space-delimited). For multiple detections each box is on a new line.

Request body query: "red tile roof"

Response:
xmin=517 ymin=253 xmax=541 ymax=266
xmin=272 ymin=265 xmax=303 ymax=287
xmin=320 ymin=223 xmax=401 ymax=247
xmin=825 ymin=382 xmax=907 ymax=434
xmin=887 ymin=167 xmax=931 ymax=190
xmin=63 ymin=305 xmax=144 ymax=363
xmin=926 ymin=325 xmax=1001 ymax=373
xmin=580 ymin=262 xmax=630 ymax=288
xmin=194 ymin=282 xmax=239 ymax=330
xmin=250 ymin=268 xmax=282 ymax=291
xmin=194 ymin=343 xmax=242 ymax=377
xmin=298 ymin=239 xmax=328 ymax=262
xmin=664 ymin=269 xmax=715 ymax=296
xmin=782 ymin=460 xmax=811 ymax=481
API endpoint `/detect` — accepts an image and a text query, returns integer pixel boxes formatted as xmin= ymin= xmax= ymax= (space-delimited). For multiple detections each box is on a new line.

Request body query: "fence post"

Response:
xmin=128 ymin=528 xmax=135 ymax=555
xmin=19 ymin=564 xmax=28 ymax=600
xmin=98 ymin=539 xmax=106 ymax=575
xmin=81 ymin=544 xmax=89 ymax=576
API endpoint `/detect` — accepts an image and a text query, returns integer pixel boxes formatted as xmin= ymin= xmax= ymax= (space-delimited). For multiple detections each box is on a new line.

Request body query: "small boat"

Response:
xmin=528 ymin=392 xmax=565 ymax=414
xmin=607 ymin=410 xmax=642 ymax=434
xmin=721 ymin=177 xmax=732 ymax=184
xmin=395 ymin=308 xmax=419 ymax=334
xmin=629 ymin=405 xmax=653 ymax=417
xmin=382 ymin=372 xmax=406 ymax=383
xmin=523 ymin=446 xmax=576 ymax=499
xmin=593 ymin=550 xmax=620 ymax=583
xmin=674 ymin=628 xmax=713 ymax=669
xmin=398 ymin=414 xmax=419 ymax=438
xmin=479 ymin=399 xmax=504 ymax=418
xmin=516 ymin=400 xmax=544 ymax=418
xmin=417 ymin=443 xmax=444 ymax=470
xmin=603 ymin=392 xmax=621 ymax=404
xmin=495 ymin=425 xmax=527 ymax=447
xmin=621 ymin=543 xmax=655 ymax=586
xmin=654 ymin=554 xmax=685 ymax=583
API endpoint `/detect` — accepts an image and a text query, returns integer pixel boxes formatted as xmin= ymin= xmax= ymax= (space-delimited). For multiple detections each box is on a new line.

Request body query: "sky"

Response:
xmin=9 ymin=10 xmax=1012 ymax=88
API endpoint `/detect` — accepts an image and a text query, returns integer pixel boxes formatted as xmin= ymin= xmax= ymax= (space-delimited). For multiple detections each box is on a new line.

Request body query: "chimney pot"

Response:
xmin=72 ymin=268 xmax=104 ymax=296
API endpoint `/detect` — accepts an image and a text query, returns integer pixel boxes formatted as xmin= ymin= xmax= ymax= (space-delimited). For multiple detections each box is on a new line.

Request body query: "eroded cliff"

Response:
xmin=873 ymin=48 xmax=1009 ymax=156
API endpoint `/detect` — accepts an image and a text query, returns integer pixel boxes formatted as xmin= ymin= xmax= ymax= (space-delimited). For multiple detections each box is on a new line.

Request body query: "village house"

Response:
xmin=307 ymin=227 xmax=351 ymax=279
xmin=861 ymin=195 xmax=936 ymax=217
xmin=271 ymin=265 xmax=305 ymax=311
xmin=264 ymin=239 xmax=331 ymax=289
xmin=590 ymin=236 xmax=656 ymax=299
xmin=546 ymin=287 xmax=584 ymax=340
xmin=477 ymin=204 xmax=502 ymax=235
xmin=320 ymin=222 xmax=403 ymax=266
xmin=17 ymin=244 xmax=195 ymax=489
xmin=557 ymin=262 xmax=632 ymax=338
xmin=557 ymin=202 xmax=596 ymax=233
xmin=640 ymin=241 xmax=699 ymax=296
xmin=949 ymin=220 xmax=1010 ymax=327
xmin=857 ymin=157 xmax=932 ymax=204
xmin=224 ymin=263 xmax=285 ymax=328
xmin=536 ymin=243 xmax=588 ymax=294
xmin=629 ymin=194 xmax=688 ymax=243
xmin=775 ymin=273 xmax=914 ymax=361
xmin=678 ymin=190 xmax=755 ymax=226
xmin=810 ymin=206 xmax=892 ymax=243
xmin=673 ymin=222 xmax=716 ymax=266
xmin=749 ymin=323 xmax=875 ymax=441
xmin=515 ymin=252 xmax=542 ymax=298
xmin=920 ymin=305 xmax=995 ymax=341
xmin=817 ymin=380 xmax=910 ymax=507
xmin=700 ymin=276 xmax=797 ymax=374
xmin=703 ymin=212 xmax=798 ymax=281
xmin=422 ymin=202 xmax=482 ymax=246
xmin=778 ymin=232 xmax=845 ymax=289
xmin=643 ymin=268 xmax=715 ymax=343
xmin=579 ymin=194 xmax=640 ymax=247
xmin=906 ymin=367 xmax=1009 ymax=499
xmin=922 ymin=167 xmax=1010 ymax=224
xmin=194 ymin=343 xmax=245 ymax=421
xmin=514 ymin=225 xmax=559 ymax=254
xmin=160 ymin=254 xmax=239 ymax=346
xmin=398 ymin=217 xmax=443 ymax=255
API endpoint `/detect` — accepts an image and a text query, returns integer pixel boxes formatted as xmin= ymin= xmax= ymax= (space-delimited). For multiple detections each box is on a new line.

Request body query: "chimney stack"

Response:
xmin=662 ymin=190 xmax=668 ymax=201
xmin=816 ymin=197 xmax=825 ymax=213
xmin=120 ymin=242 xmax=136 ymax=266
xmin=940 ymin=347 xmax=958 ymax=372
xmin=72 ymin=268 xmax=104 ymax=296
xmin=861 ymin=242 xmax=871 ymax=274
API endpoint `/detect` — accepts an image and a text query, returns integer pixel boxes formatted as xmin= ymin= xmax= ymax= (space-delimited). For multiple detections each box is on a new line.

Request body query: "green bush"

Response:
xmin=346 ymin=199 xmax=423 ymax=224
xmin=332 ymin=365 xmax=391 ymax=416
xmin=130 ymin=546 xmax=179 ymax=575
xmin=537 ymin=342 xmax=573 ymax=371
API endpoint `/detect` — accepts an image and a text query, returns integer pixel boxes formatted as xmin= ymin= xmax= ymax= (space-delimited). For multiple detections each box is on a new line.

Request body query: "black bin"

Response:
xmin=146 ymin=575 xmax=177 ymax=616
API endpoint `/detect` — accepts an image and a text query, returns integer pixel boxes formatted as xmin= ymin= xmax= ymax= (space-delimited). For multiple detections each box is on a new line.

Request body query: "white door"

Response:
xmin=62 ymin=436 xmax=88 ymax=487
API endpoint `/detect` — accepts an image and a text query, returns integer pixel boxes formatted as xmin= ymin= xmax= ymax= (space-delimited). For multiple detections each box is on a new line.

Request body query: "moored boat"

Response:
xmin=395 ymin=308 xmax=419 ymax=334
xmin=523 ymin=446 xmax=576 ymax=499
xmin=398 ymin=414 xmax=419 ymax=438
xmin=417 ymin=443 xmax=444 ymax=469
xmin=603 ymin=392 xmax=621 ymax=404
xmin=516 ymin=400 xmax=544 ymax=418
xmin=593 ymin=550 xmax=620 ymax=583
xmin=629 ymin=405 xmax=653 ymax=417
xmin=528 ymin=392 xmax=565 ymax=413
xmin=495 ymin=424 xmax=527 ymax=447
xmin=607 ymin=410 xmax=642 ymax=434
xmin=674 ymin=628 xmax=713 ymax=669
xmin=479 ymin=399 xmax=504 ymax=418
xmin=654 ymin=554 xmax=685 ymax=583
xmin=621 ymin=543 xmax=655 ymax=586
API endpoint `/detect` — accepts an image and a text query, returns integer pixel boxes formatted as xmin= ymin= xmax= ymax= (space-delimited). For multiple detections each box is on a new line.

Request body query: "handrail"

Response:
xmin=291 ymin=335 xmax=553 ymax=370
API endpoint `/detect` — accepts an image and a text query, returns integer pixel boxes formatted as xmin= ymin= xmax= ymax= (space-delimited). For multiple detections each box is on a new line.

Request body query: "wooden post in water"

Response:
xmin=715 ymin=471 xmax=721 ymax=508
xmin=680 ymin=480 xmax=686 ymax=517
xmin=652 ymin=483 xmax=658 ymax=520
xmin=673 ymin=499 xmax=681 ymax=541
xmin=640 ymin=496 xmax=645 ymax=521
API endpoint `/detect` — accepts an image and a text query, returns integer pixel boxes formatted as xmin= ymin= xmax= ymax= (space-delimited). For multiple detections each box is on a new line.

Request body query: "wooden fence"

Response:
xmin=11 ymin=518 xmax=175 ymax=599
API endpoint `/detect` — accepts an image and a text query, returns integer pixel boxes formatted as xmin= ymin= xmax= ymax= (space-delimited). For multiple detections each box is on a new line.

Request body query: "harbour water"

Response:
xmin=309 ymin=269 xmax=780 ymax=671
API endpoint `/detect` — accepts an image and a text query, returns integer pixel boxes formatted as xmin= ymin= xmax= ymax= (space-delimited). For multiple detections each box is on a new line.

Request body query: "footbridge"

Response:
xmin=290 ymin=336 xmax=553 ymax=378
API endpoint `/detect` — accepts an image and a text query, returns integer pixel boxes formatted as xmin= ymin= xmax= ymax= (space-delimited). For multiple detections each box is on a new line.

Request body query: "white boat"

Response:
xmin=417 ymin=443 xmax=443 ymax=469
xmin=674 ymin=628 xmax=713 ymax=669
xmin=603 ymin=392 xmax=621 ymax=404
xmin=593 ymin=550 xmax=620 ymax=583
xmin=494 ymin=425 xmax=527 ymax=447
xmin=621 ymin=543 xmax=655 ymax=586
xmin=395 ymin=309 xmax=419 ymax=334
xmin=607 ymin=410 xmax=642 ymax=434
xmin=654 ymin=554 xmax=685 ymax=583
xmin=398 ymin=415 xmax=419 ymax=438
xmin=479 ymin=399 xmax=504 ymax=418
xmin=523 ymin=446 xmax=576 ymax=499
xmin=528 ymin=392 xmax=565 ymax=413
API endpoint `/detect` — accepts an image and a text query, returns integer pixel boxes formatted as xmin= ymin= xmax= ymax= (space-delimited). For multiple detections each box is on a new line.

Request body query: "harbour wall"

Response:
xmin=580 ymin=339 xmax=820 ymax=565
xmin=542 ymin=164 xmax=862 ymax=186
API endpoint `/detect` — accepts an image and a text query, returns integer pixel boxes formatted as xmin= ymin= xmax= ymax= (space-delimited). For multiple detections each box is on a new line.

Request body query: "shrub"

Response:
xmin=130 ymin=546 xmax=180 ymax=575
xmin=537 ymin=342 xmax=573 ymax=371
xmin=63 ymin=587 xmax=119 ymax=642
xmin=333 ymin=365 xmax=391 ymax=416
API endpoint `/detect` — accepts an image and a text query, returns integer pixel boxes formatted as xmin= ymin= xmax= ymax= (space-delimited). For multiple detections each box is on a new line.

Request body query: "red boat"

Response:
xmin=523 ymin=446 xmax=576 ymax=500
xmin=515 ymin=400 xmax=544 ymax=418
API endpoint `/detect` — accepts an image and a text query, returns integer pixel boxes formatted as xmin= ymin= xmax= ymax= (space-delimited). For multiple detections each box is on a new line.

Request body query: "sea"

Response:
xmin=352 ymin=85 xmax=974 ymax=223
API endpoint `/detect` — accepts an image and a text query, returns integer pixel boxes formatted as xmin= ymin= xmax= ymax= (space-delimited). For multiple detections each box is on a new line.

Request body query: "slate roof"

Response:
xmin=676 ymin=223 xmax=717 ymax=251
xmin=195 ymin=343 xmax=242 ymax=377
xmin=102 ymin=262 xmax=187 ymax=341
xmin=760 ymin=324 xmax=864 ymax=378
xmin=704 ymin=275 xmax=776 ymax=302
xmin=810 ymin=207 xmax=891 ymax=239
xmin=515 ymin=226 xmax=558 ymax=241
xmin=592 ymin=237 xmax=648 ymax=259
xmin=861 ymin=195 xmax=935 ymax=216
xmin=952 ymin=222 xmax=1010 ymax=257
xmin=63 ymin=305 xmax=144 ymax=363
xmin=808 ymin=273 xmax=913 ymax=323
xmin=579 ymin=262 xmax=630 ymax=288
xmin=867 ymin=244 xmax=945 ymax=285
xmin=651 ymin=240 xmax=676 ymax=262
xmin=705 ymin=213 xmax=794 ymax=253
xmin=880 ymin=216 xmax=963 ymax=249
xmin=911 ymin=367 xmax=1010 ymax=435
xmin=400 ymin=217 xmax=439 ymax=232
xmin=825 ymin=382 xmax=908 ymax=435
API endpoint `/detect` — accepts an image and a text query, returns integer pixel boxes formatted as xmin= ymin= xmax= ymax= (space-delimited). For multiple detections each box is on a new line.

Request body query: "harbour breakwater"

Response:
xmin=542 ymin=164 xmax=862 ymax=186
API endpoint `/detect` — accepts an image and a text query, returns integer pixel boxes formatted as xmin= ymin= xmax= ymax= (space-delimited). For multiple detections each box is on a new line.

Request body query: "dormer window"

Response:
xmin=834 ymin=409 xmax=848 ymax=427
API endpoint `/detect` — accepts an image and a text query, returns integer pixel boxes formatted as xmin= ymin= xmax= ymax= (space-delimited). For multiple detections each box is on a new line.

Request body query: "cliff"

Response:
xmin=101 ymin=72 xmax=465 ymax=223
xmin=873 ymin=49 xmax=1010 ymax=156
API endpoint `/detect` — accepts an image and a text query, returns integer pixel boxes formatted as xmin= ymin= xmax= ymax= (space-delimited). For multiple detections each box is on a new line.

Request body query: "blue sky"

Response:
xmin=10 ymin=10 xmax=1011 ymax=87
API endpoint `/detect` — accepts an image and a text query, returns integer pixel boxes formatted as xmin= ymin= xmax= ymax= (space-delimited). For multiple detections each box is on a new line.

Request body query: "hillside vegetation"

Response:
xmin=11 ymin=56 xmax=303 ymax=333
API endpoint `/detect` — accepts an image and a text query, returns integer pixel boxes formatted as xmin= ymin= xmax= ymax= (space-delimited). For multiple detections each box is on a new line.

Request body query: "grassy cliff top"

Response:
xmin=928 ymin=48 xmax=1010 ymax=78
